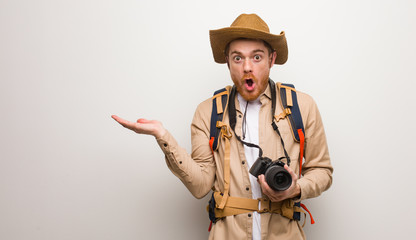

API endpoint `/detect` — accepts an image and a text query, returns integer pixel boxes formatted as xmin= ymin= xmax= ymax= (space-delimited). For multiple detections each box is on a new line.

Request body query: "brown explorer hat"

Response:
xmin=209 ymin=13 xmax=288 ymax=65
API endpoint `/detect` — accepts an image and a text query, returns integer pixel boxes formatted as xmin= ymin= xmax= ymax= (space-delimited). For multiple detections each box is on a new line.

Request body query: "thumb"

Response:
xmin=137 ymin=118 xmax=150 ymax=123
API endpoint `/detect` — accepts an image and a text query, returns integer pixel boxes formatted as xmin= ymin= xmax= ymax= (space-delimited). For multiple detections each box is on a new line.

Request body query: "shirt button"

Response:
xmin=179 ymin=161 xmax=182 ymax=164
xmin=246 ymin=187 xmax=250 ymax=191
xmin=238 ymin=114 xmax=242 ymax=118
xmin=248 ymin=213 xmax=252 ymax=217
xmin=242 ymin=161 xmax=245 ymax=165
xmin=164 ymin=143 xmax=167 ymax=147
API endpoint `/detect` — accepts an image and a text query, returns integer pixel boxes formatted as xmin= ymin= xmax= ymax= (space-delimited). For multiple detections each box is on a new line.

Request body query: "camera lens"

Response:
xmin=265 ymin=165 xmax=292 ymax=191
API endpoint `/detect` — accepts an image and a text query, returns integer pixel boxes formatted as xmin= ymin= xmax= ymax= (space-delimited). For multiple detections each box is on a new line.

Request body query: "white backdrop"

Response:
xmin=1 ymin=0 xmax=416 ymax=239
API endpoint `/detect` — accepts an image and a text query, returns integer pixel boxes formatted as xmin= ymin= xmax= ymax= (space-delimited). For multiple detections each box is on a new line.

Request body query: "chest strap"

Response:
xmin=208 ymin=191 xmax=304 ymax=220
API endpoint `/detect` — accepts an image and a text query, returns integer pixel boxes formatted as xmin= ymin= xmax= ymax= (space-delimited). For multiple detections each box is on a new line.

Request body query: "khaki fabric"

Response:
xmin=156 ymin=84 xmax=333 ymax=240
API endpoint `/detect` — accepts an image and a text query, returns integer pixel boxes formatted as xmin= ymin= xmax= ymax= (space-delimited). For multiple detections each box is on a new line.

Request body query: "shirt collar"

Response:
xmin=260 ymin=80 xmax=273 ymax=103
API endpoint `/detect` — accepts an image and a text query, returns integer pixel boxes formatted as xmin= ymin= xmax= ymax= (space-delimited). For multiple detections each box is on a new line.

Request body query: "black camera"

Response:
xmin=249 ymin=157 xmax=292 ymax=191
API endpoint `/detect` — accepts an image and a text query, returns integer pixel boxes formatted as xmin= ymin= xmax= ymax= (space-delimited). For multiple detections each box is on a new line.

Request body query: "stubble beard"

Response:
xmin=236 ymin=74 xmax=269 ymax=102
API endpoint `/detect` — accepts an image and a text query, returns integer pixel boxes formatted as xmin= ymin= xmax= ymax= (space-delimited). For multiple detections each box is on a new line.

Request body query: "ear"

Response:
xmin=225 ymin=56 xmax=230 ymax=69
xmin=269 ymin=51 xmax=277 ymax=68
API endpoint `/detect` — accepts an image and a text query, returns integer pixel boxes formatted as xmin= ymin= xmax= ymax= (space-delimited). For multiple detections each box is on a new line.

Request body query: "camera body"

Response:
xmin=249 ymin=157 xmax=292 ymax=191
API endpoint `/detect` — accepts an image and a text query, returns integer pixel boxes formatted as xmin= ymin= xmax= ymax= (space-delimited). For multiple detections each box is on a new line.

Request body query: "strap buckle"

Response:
xmin=274 ymin=108 xmax=292 ymax=122
xmin=216 ymin=121 xmax=232 ymax=139
xmin=257 ymin=198 xmax=271 ymax=213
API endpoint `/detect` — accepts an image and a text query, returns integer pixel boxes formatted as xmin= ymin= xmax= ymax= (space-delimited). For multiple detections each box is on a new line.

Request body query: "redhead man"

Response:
xmin=113 ymin=14 xmax=333 ymax=240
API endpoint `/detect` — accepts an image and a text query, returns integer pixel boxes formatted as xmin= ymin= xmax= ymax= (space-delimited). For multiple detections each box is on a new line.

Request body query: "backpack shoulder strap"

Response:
xmin=276 ymin=83 xmax=314 ymax=221
xmin=276 ymin=82 xmax=306 ymax=176
xmin=209 ymin=87 xmax=230 ymax=151
xmin=276 ymin=82 xmax=305 ymax=142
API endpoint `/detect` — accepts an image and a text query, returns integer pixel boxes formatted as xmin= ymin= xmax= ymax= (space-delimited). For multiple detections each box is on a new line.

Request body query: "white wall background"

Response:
xmin=1 ymin=0 xmax=415 ymax=239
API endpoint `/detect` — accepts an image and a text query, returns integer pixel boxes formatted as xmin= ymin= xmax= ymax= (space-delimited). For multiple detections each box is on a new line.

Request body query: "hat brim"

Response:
xmin=209 ymin=28 xmax=288 ymax=65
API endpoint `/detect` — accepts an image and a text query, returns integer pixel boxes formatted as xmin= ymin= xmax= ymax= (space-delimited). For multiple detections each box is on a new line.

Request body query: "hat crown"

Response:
xmin=230 ymin=14 xmax=270 ymax=33
xmin=209 ymin=13 xmax=288 ymax=64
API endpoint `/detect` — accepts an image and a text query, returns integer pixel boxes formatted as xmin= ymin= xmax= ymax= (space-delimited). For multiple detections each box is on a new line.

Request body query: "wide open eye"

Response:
xmin=254 ymin=55 xmax=262 ymax=61
xmin=233 ymin=56 xmax=242 ymax=62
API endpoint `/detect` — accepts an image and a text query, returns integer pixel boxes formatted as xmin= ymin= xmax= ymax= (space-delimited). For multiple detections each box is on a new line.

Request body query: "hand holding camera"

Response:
xmin=250 ymin=156 xmax=300 ymax=202
xmin=249 ymin=156 xmax=292 ymax=191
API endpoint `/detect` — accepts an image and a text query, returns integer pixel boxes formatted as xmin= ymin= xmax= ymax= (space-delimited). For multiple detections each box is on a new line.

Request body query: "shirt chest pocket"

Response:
xmin=265 ymin=119 xmax=297 ymax=159
xmin=274 ymin=118 xmax=292 ymax=135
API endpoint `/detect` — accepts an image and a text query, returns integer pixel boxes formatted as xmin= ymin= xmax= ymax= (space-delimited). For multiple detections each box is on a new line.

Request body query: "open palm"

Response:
xmin=111 ymin=115 xmax=166 ymax=138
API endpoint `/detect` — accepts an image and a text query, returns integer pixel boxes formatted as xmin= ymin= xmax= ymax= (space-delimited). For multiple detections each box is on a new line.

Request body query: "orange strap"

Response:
xmin=297 ymin=129 xmax=315 ymax=225
xmin=209 ymin=137 xmax=215 ymax=151
xmin=300 ymin=203 xmax=315 ymax=224
xmin=297 ymin=128 xmax=305 ymax=177
xmin=208 ymin=221 xmax=213 ymax=231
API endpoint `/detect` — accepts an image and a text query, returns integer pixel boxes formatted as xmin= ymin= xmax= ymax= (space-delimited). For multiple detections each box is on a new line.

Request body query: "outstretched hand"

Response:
xmin=111 ymin=115 xmax=166 ymax=139
xmin=258 ymin=164 xmax=301 ymax=202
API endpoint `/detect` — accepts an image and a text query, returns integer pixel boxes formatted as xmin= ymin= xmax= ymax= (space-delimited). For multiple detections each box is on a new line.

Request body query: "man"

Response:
xmin=112 ymin=13 xmax=333 ymax=240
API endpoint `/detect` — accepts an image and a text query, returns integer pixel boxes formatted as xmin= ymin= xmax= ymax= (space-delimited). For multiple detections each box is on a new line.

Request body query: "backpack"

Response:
xmin=209 ymin=79 xmax=305 ymax=171
xmin=207 ymin=79 xmax=315 ymax=227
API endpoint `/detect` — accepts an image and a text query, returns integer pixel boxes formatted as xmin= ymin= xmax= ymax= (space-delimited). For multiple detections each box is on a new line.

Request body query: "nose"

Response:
xmin=243 ymin=59 xmax=252 ymax=73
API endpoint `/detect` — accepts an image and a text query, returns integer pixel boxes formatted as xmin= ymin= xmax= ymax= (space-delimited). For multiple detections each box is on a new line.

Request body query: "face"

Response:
xmin=226 ymin=39 xmax=277 ymax=101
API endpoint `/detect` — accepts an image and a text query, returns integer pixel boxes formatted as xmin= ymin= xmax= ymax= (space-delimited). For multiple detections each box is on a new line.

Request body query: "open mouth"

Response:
xmin=246 ymin=79 xmax=254 ymax=87
xmin=245 ymin=78 xmax=255 ymax=91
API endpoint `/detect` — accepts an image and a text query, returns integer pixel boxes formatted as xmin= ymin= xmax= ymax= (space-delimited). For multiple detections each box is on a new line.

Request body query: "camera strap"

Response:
xmin=228 ymin=79 xmax=290 ymax=165
xmin=228 ymin=83 xmax=263 ymax=158
xmin=270 ymin=80 xmax=291 ymax=166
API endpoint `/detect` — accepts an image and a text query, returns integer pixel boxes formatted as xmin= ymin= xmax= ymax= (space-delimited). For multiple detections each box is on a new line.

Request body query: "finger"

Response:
xmin=258 ymin=175 xmax=274 ymax=197
xmin=112 ymin=115 xmax=126 ymax=123
xmin=111 ymin=115 xmax=135 ymax=130
xmin=284 ymin=164 xmax=298 ymax=181
xmin=260 ymin=174 xmax=289 ymax=202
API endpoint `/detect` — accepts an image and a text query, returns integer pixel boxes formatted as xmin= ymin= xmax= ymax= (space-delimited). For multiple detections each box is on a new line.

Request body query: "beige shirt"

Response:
xmin=157 ymin=84 xmax=333 ymax=240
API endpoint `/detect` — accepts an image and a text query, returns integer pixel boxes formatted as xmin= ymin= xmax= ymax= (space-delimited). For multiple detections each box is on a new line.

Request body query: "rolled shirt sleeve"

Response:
xmin=156 ymin=99 xmax=216 ymax=199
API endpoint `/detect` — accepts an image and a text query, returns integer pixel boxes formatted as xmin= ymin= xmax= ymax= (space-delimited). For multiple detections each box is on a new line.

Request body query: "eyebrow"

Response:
xmin=230 ymin=49 xmax=265 ymax=55
xmin=253 ymin=49 xmax=265 ymax=54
